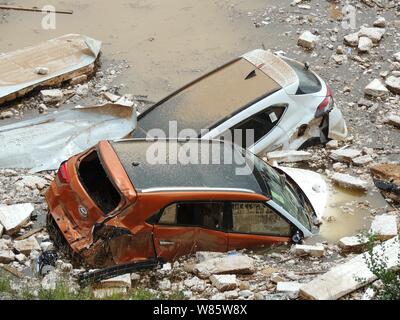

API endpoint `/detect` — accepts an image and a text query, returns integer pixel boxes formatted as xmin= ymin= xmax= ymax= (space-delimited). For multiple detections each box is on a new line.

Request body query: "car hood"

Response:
xmin=276 ymin=166 xmax=328 ymax=219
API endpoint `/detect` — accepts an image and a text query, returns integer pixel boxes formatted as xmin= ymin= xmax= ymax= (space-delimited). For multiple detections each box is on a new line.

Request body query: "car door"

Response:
xmin=153 ymin=203 xmax=197 ymax=261
xmin=194 ymin=202 xmax=229 ymax=253
xmin=227 ymin=201 xmax=293 ymax=251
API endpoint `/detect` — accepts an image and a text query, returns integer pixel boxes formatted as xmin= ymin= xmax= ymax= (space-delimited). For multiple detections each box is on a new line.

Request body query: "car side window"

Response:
xmin=158 ymin=202 xmax=225 ymax=230
xmin=231 ymin=202 xmax=291 ymax=236
xmin=229 ymin=105 xmax=286 ymax=148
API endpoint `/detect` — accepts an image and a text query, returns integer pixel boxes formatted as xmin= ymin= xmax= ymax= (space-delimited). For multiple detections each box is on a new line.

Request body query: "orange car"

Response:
xmin=46 ymin=139 xmax=319 ymax=268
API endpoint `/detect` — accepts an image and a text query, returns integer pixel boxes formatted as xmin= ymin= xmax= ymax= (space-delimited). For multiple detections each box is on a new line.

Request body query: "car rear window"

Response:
xmin=78 ymin=150 xmax=121 ymax=214
xmin=283 ymin=58 xmax=322 ymax=95
xmin=133 ymin=58 xmax=281 ymax=138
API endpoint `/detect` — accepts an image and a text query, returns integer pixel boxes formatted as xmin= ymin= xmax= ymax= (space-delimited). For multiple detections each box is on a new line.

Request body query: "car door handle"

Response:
xmin=159 ymin=240 xmax=175 ymax=246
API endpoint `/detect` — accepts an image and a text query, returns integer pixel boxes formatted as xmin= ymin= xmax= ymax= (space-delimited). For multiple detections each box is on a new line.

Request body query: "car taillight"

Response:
xmin=57 ymin=161 xmax=70 ymax=184
xmin=315 ymin=86 xmax=334 ymax=118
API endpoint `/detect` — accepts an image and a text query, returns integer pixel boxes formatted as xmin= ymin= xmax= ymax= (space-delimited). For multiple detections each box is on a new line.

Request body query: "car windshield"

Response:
xmin=253 ymin=157 xmax=312 ymax=231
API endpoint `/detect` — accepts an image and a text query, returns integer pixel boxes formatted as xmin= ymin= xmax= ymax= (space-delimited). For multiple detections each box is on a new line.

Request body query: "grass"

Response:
xmin=0 ymin=277 xmax=12 ymax=294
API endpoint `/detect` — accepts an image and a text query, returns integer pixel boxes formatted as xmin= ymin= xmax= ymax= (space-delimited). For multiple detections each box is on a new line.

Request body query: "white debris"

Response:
xmin=70 ymin=75 xmax=88 ymax=85
xmin=102 ymin=92 xmax=121 ymax=102
xmin=95 ymin=274 xmax=132 ymax=289
xmin=359 ymin=27 xmax=385 ymax=43
xmin=158 ymin=279 xmax=171 ymax=290
xmin=14 ymin=237 xmax=41 ymax=255
xmin=276 ymin=282 xmax=301 ymax=298
xmin=352 ymin=155 xmax=373 ymax=166
xmin=16 ymin=176 xmax=48 ymax=190
xmin=0 ymin=203 xmax=34 ymax=235
xmin=291 ymin=244 xmax=325 ymax=257
xmin=40 ymin=241 xmax=54 ymax=252
xmin=373 ymin=16 xmax=386 ymax=27
xmin=394 ymin=52 xmax=400 ymax=63
xmin=34 ymin=67 xmax=49 ymax=75
xmin=326 ymin=140 xmax=339 ymax=149
xmin=196 ymin=251 xmax=224 ymax=263
xmin=210 ymin=275 xmax=238 ymax=292
xmin=41 ymin=271 xmax=58 ymax=291
xmin=75 ymin=84 xmax=89 ymax=96
xmin=298 ymin=31 xmax=319 ymax=49
xmin=338 ymin=235 xmax=368 ymax=253
xmin=331 ymin=173 xmax=369 ymax=191
xmin=194 ymin=255 xmax=255 ymax=279
xmin=40 ymin=89 xmax=64 ymax=103
xmin=93 ymin=287 xmax=127 ymax=299
xmin=0 ymin=223 xmax=3 ymax=237
xmin=364 ymin=79 xmax=389 ymax=98
xmin=344 ymin=32 xmax=359 ymax=47
xmin=183 ymin=276 xmax=207 ymax=293
xmin=358 ymin=37 xmax=373 ymax=53
xmin=384 ymin=114 xmax=400 ymax=128
xmin=267 ymin=150 xmax=312 ymax=163
xmin=385 ymin=76 xmax=400 ymax=95
xmin=370 ymin=215 xmax=398 ymax=241
xmin=0 ymin=250 xmax=15 ymax=263
xmin=0 ymin=111 xmax=13 ymax=119
xmin=330 ymin=148 xmax=361 ymax=162
xmin=361 ymin=288 xmax=376 ymax=300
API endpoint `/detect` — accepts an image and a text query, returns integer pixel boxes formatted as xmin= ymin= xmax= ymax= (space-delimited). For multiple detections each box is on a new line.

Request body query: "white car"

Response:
xmin=133 ymin=49 xmax=348 ymax=156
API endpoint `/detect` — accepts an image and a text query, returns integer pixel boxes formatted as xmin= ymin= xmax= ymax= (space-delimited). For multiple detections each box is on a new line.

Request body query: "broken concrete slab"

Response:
xmin=369 ymin=214 xmax=398 ymax=241
xmin=93 ymin=287 xmax=127 ymax=299
xmin=291 ymin=244 xmax=325 ymax=257
xmin=0 ymin=203 xmax=34 ymax=235
xmin=329 ymin=148 xmax=361 ymax=162
xmin=370 ymin=163 xmax=400 ymax=203
xmin=300 ymin=237 xmax=400 ymax=300
xmin=103 ymin=91 xmax=121 ymax=103
xmin=196 ymin=251 xmax=224 ymax=263
xmin=373 ymin=17 xmax=386 ymax=28
xmin=16 ymin=176 xmax=48 ymax=190
xmin=384 ymin=114 xmax=400 ymax=128
xmin=193 ymin=255 xmax=255 ymax=279
xmin=385 ymin=76 xmax=400 ymax=95
xmin=94 ymin=274 xmax=132 ymax=289
xmin=276 ymin=282 xmax=301 ymax=298
xmin=338 ymin=235 xmax=369 ymax=253
xmin=267 ymin=150 xmax=312 ymax=163
xmin=344 ymin=32 xmax=359 ymax=47
xmin=0 ymin=34 xmax=101 ymax=105
xmin=298 ymin=31 xmax=319 ymax=49
xmin=331 ymin=173 xmax=369 ymax=191
xmin=40 ymin=89 xmax=64 ymax=104
xmin=0 ymin=250 xmax=15 ymax=264
xmin=359 ymin=27 xmax=385 ymax=43
xmin=352 ymin=155 xmax=373 ymax=166
xmin=358 ymin=37 xmax=373 ymax=53
xmin=364 ymin=79 xmax=389 ymax=98
xmin=210 ymin=274 xmax=238 ymax=292
xmin=14 ymin=237 xmax=41 ymax=255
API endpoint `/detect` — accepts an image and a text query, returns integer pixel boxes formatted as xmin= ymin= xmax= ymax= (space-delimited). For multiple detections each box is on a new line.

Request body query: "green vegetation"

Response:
xmin=0 ymin=277 xmax=12 ymax=294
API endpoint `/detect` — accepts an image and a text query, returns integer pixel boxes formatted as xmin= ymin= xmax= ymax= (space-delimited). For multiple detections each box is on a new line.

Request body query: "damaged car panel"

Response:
xmin=46 ymin=139 xmax=321 ymax=268
xmin=133 ymin=49 xmax=347 ymax=156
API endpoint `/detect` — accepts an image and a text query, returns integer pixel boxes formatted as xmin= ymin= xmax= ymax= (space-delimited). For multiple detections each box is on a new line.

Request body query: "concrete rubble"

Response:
xmin=331 ymin=173 xmax=369 ymax=191
xmin=338 ymin=235 xmax=369 ymax=253
xmin=369 ymin=214 xmax=398 ymax=241
xmin=298 ymin=31 xmax=319 ymax=49
xmin=0 ymin=203 xmax=34 ymax=235
xmin=364 ymin=79 xmax=390 ymax=98
xmin=266 ymin=150 xmax=312 ymax=163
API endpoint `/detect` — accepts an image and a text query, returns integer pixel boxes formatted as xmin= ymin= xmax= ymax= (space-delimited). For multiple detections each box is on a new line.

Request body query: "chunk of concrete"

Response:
xmin=210 ymin=274 xmax=238 ymax=292
xmin=352 ymin=155 xmax=373 ymax=166
xmin=14 ymin=237 xmax=41 ymax=255
xmin=0 ymin=203 xmax=34 ymax=235
xmin=385 ymin=76 xmax=400 ymax=95
xmin=292 ymin=244 xmax=325 ymax=257
xmin=16 ymin=176 xmax=48 ymax=190
xmin=298 ymin=31 xmax=319 ymax=49
xmin=338 ymin=235 xmax=369 ymax=253
xmin=0 ymin=250 xmax=15 ymax=264
xmin=359 ymin=27 xmax=385 ymax=43
xmin=358 ymin=37 xmax=373 ymax=53
xmin=373 ymin=17 xmax=386 ymax=28
xmin=0 ymin=223 xmax=3 ymax=237
xmin=94 ymin=274 xmax=132 ymax=289
xmin=194 ymin=255 xmax=255 ymax=279
xmin=384 ymin=114 xmax=400 ymax=128
xmin=276 ymin=282 xmax=301 ymax=298
xmin=370 ymin=215 xmax=398 ymax=241
xmin=70 ymin=74 xmax=88 ymax=85
xmin=364 ymin=79 xmax=389 ymax=98
xmin=196 ymin=251 xmax=224 ymax=263
xmin=344 ymin=32 xmax=359 ymax=47
xmin=267 ymin=150 xmax=312 ymax=163
xmin=93 ymin=287 xmax=127 ymax=299
xmin=331 ymin=173 xmax=369 ymax=191
xmin=330 ymin=148 xmax=361 ymax=162
xmin=102 ymin=92 xmax=121 ymax=102
xmin=40 ymin=89 xmax=64 ymax=103
xmin=394 ymin=52 xmax=400 ymax=63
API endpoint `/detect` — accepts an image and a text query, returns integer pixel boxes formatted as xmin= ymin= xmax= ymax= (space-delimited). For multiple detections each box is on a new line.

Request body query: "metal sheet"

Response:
xmin=0 ymin=104 xmax=136 ymax=172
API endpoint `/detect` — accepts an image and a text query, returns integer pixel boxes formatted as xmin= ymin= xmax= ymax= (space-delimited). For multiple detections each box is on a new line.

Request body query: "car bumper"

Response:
xmin=328 ymin=105 xmax=348 ymax=141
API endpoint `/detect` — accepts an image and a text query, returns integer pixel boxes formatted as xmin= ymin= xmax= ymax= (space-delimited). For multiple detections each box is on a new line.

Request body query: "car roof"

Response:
xmin=132 ymin=54 xmax=282 ymax=138
xmin=110 ymin=139 xmax=266 ymax=195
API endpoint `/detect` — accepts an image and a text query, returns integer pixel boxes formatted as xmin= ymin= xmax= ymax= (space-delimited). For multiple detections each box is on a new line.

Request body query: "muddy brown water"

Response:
xmin=0 ymin=0 xmax=290 ymax=100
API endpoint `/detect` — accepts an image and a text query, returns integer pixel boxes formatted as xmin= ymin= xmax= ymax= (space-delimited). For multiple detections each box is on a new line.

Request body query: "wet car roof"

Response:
xmin=133 ymin=58 xmax=281 ymax=138
xmin=111 ymin=139 xmax=265 ymax=194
